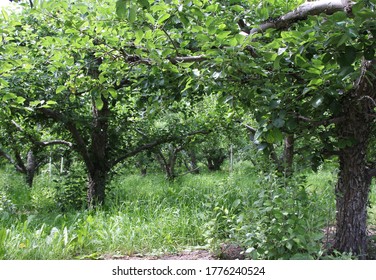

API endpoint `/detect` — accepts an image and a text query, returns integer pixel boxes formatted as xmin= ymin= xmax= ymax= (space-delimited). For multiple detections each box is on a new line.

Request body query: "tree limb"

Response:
xmin=164 ymin=1 xmax=354 ymax=63
xmin=35 ymin=140 xmax=73 ymax=147
xmin=38 ymin=108 xmax=93 ymax=171
xmin=112 ymin=129 xmax=211 ymax=167
xmin=168 ymin=55 xmax=207 ymax=64
xmin=296 ymin=114 xmax=345 ymax=126
xmin=249 ymin=0 xmax=353 ymax=35
xmin=0 ymin=149 xmax=14 ymax=165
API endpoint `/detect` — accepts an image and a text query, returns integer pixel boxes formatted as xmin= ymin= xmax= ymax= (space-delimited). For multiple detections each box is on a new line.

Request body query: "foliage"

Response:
xmin=1 ymin=0 xmax=376 ymax=257
xmin=203 ymin=171 xmax=336 ymax=259
xmin=53 ymin=172 xmax=87 ymax=211
xmin=0 ymin=191 xmax=17 ymax=220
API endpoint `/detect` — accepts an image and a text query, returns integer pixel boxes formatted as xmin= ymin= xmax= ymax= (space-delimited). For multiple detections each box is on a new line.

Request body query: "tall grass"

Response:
xmin=1 ymin=162 xmax=373 ymax=260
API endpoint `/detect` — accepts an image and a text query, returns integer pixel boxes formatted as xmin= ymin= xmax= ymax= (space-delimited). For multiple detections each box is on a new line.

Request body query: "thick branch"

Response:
xmin=13 ymin=149 xmax=27 ymax=173
xmin=249 ymin=0 xmax=353 ymax=35
xmin=163 ymin=1 xmax=353 ymax=63
xmin=38 ymin=108 xmax=93 ymax=171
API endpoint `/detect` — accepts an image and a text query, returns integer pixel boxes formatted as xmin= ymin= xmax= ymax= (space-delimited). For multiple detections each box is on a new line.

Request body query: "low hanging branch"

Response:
xmin=112 ymin=129 xmax=211 ymax=167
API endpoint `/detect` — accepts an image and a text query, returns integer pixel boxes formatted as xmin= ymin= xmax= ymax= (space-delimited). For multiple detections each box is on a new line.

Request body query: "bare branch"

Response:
xmin=11 ymin=120 xmax=24 ymax=132
xmin=359 ymin=95 xmax=376 ymax=107
xmin=162 ymin=28 xmax=180 ymax=56
xmin=243 ymin=124 xmax=256 ymax=134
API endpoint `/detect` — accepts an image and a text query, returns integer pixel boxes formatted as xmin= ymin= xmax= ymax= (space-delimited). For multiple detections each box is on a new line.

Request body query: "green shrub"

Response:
xmin=203 ymin=172 xmax=335 ymax=259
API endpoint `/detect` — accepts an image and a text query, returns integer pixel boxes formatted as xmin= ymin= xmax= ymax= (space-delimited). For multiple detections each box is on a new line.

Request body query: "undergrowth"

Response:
xmin=0 ymin=162 xmax=372 ymax=260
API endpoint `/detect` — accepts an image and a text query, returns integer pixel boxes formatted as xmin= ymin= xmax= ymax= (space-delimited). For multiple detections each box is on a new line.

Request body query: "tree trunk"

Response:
xmin=334 ymin=113 xmax=371 ymax=258
xmin=26 ymin=149 xmax=37 ymax=188
xmin=188 ymin=150 xmax=200 ymax=174
xmin=334 ymin=141 xmax=370 ymax=258
xmin=87 ymin=94 xmax=110 ymax=207
xmin=333 ymin=59 xmax=376 ymax=258
xmin=87 ymin=168 xmax=107 ymax=208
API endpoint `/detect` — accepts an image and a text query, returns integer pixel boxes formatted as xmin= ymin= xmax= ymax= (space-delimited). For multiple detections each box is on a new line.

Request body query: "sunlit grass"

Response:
xmin=0 ymin=163 xmax=359 ymax=259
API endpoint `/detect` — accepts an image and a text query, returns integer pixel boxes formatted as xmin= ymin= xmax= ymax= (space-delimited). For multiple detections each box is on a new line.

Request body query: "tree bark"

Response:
xmin=87 ymin=168 xmax=107 ymax=208
xmin=87 ymin=95 xmax=110 ymax=207
xmin=333 ymin=59 xmax=376 ymax=258
xmin=334 ymin=138 xmax=370 ymax=258
xmin=25 ymin=149 xmax=37 ymax=188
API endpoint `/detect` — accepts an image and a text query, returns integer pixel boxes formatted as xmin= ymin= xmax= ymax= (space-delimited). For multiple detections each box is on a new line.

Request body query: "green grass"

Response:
xmin=1 ymin=163 xmax=374 ymax=260
xmin=0 ymin=169 xmax=231 ymax=259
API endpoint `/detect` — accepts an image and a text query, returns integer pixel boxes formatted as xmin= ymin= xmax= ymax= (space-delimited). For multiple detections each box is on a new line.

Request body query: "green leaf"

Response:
xmin=128 ymin=5 xmax=137 ymax=23
xmin=178 ymin=13 xmax=189 ymax=27
xmin=266 ymin=128 xmax=283 ymax=143
xmin=95 ymin=97 xmax=104 ymax=110
xmin=135 ymin=29 xmax=144 ymax=44
xmin=337 ymin=46 xmax=357 ymax=67
xmin=16 ymin=96 xmax=26 ymax=104
xmin=336 ymin=34 xmax=349 ymax=47
xmin=145 ymin=12 xmax=155 ymax=25
xmin=2 ymin=93 xmax=17 ymax=101
xmin=216 ymin=31 xmax=231 ymax=40
xmin=99 ymin=73 xmax=106 ymax=84
xmin=108 ymin=88 xmax=117 ymax=99
xmin=272 ymin=118 xmax=285 ymax=128
xmin=158 ymin=13 xmax=170 ymax=25
xmin=1 ymin=9 xmax=9 ymax=21
xmin=137 ymin=0 xmax=150 ymax=9
xmin=56 ymin=85 xmax=66 ymax=94
xmin=116 ymin=0 xmax=128 ymax=19
xmin=294 ymin=54 xmax=307 ymax=67
xmin=308 ymin=78 xmax=323 ymax=87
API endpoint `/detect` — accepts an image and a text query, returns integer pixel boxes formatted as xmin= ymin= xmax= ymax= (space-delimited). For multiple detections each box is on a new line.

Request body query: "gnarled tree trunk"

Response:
xmin=334 ymin=114 xmax=371 ymax=258
xmin=333 ymin=59 xmax=376 ymax=258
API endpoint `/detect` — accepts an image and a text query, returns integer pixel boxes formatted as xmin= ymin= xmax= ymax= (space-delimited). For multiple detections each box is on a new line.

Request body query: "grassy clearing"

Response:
xmin=1 ymin=163 xmax=375 ymax=259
